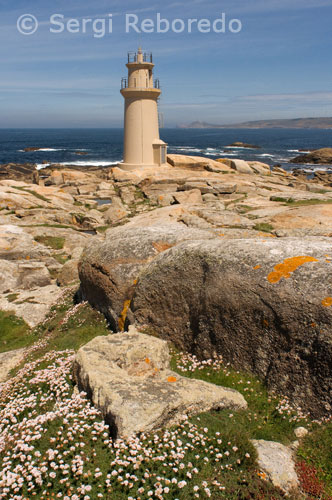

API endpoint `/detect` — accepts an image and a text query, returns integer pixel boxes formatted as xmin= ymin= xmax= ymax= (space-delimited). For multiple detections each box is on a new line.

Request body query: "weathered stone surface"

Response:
xmin=103 ymin=198 xmax=129 ymax=225
xmin=78 ymin=224 xmax=217 ymax=330
xmin=0 ymin=260 xmax=51 ymax=292
xmin=306 ymin=183 xmax=332 ymax=194
xmin=294 ymin=427 xmax=308 ymax=439
xmin=74 ymin=327 xmax=247 ymax=439
xmin=0 ymin=225 xmax=51 ymax=261
xmin=252 ymin=440 xmax=299 ymax=494
xmin=230 ymin=160 xmax=254 ymax=175
xmin=248 ymin=161 xmax=271 ymax=176
xmin=181 ymin=182 xmax=215 ymax=194
xmin=208 ymin=182 xmax=237 ymax=194
xmin=268 ymin=204 xmax=332 ymax=236
xmin=0 ymin=348 xmax=26 ymax=383
xmin=173 ymin=189 xmax=202 ymax=205
xmin=270 ymin=191 xmax=332 ymax=202
xmin=56 ymin=259 xmax=80 ymax=286
xmin=131 ymin=237 xmax=332 ymax=417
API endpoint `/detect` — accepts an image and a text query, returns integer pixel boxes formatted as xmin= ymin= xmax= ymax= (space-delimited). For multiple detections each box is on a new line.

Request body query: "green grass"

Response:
xmin=253 ymin=222 xmax=274 ymax=233
xmin=5 ymin=293 xmax=19 ymax=303
xmin=170 ymin=352 xmax=307 ymax=446
xmin=11 ymin=186 xmax=50 ymax=203
xmin=95 ymin=225 xmax=111 ymax=233
xmin=34 ymin=235 xmax=65 ymax=250
xmin=0 ymin=311 xmax=33 ymax=352
xmin=235 ymin=205 xmax=256 ymax=214
xmin=270 ymin=196 xmax=332 ymax=207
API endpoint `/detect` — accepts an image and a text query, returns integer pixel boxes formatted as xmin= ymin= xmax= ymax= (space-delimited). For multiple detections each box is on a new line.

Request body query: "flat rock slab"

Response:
xmin=252 ymin=439 xmax=299 ymax=495
xmin=0 ymin=348 xmax=26 ymax=383
xmin=0 ymin=285 xmax=64 ymax=327
xmin=74 ymin=327 xmax=247 ymax=439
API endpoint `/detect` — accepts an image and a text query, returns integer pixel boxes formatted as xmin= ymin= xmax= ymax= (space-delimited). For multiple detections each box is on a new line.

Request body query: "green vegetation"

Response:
xmin=253 ymin=222 xmax=274 ymax=233
xmin=235 ymin=204 xmax=256 ymax=214
xmin=171 ymin=352 xmax=307 ymax=446
xmin=297 ymin=421 xmax=332 ymax=497
xmin=11 ymin=185 xmax=50 ymax=203
xmin=0 ymin=295 xmax=331 ymax=499
xmin=53 ymin=252 xmax=71 ymax=265
xmin=0 ymin=311 xmax=33 ymax=352
xmin=270 ymin=196 xmax=332 ymax=207
xmin=96 ymin=225 xmax=111 ymax=233
xmin=5 ymin=293 xmax=19 ymax=303
xmin=34 ymin=235 xmax=65 ymax=250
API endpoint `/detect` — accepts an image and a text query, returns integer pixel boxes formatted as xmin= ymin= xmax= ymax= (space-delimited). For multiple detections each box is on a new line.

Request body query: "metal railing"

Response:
xmin=121 ymin=78 xmax=161 ymax=90
xmin=128 ymin=52 xmax=153 ymax=63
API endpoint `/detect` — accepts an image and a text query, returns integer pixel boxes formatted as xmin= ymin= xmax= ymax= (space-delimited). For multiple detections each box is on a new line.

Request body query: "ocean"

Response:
xmin=0 ymin=128 xmax=331 ymax=172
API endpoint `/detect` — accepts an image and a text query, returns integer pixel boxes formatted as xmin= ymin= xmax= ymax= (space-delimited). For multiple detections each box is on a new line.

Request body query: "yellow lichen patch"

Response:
xmin=167 ymin=376 xmax=177 ymax=383
xmin=322 ymin=297 xmax=332 ymax=307
xmin=259 ymin=232 xmax=276 ymax=238
xmin=145 ymin=358 xmax=150 ymax=364
xmin=253 ymin=265 xmax=261 ymax=270
xmin=118 ymin=299 xmax=131 ymax=331
xmin=267 ymin=256 xmax=319 ymax=284
xmin=218 ymin=233 xmax=225 ymax=237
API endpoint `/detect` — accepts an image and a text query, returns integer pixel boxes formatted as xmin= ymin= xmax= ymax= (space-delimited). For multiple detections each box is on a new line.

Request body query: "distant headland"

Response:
xmin=179 ymin=117 xmax=332 ymax=129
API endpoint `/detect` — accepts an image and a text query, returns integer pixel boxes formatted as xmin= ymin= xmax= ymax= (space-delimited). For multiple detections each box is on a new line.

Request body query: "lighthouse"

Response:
xmin=120 ymin=47 xmax=167 ymax=170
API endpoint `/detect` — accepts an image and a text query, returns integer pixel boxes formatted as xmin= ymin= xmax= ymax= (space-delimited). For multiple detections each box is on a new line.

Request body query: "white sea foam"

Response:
xmin=287 ymin=149 xmax=311 ymax=154
xmin=172 ymin=147 xmax=203 ymax=153
xmin=257 ymin=154 xmax=275 ymax=157
xmin=36 ymin=160 xmax=121 ymax=170
xmin=19 ymin=148 xmax=66 ymax=152
xmin=224 ymin=146 xmax=256 ymax=150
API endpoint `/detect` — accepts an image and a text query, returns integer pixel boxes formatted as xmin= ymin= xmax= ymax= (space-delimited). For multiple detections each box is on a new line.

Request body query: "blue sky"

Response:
xmin=1 ymin=0 xmax=332 ymax=127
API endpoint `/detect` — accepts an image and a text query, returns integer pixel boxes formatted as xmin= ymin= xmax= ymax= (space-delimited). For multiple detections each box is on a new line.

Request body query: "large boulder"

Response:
xmin=73 ymin=327 xmax=247 ymax=439
xmin=131 ymin=237 xmax=332 ymax=417
xmin=167 ymin=154 xmax=232 ymax=172
xmin=291 ymin=148 xmax=332 ymax=165
xmin=252 ymin=440 xmax=299 ymax=495
xmin=78 ymin=224 xmax=216 ymax=330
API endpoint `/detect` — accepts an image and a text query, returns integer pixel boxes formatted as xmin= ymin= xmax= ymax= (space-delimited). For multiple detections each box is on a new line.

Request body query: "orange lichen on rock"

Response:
xmin=322 ymin=297 xmax=332 ymax=307
xmin=118 ymin=299 xmax=131 ymax=331
xmin=167 ymin=376 xmax=177 ymax=383
xmin=145 ymin=358 xmax=150 ymax=364
xmin=267 ymin=256 xmax=319 ymax=284
xmin=153 ymin=241 xmax=174 ymax=253
xmin=253 ymin=265 xmax=261 ymax=270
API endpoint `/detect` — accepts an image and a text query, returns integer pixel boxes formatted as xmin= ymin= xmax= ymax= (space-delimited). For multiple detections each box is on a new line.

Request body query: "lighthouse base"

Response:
xmin=119 ymin=162 xmax=169 ymax=172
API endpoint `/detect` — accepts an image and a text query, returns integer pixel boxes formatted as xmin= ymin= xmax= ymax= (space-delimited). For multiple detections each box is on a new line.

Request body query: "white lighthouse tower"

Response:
xmin=120 ymin=47 xmax=167 ymax=171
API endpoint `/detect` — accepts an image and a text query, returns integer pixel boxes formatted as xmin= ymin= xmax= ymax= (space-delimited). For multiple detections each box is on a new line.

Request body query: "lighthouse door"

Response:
xmin=161 ymin=145 xmax=166 ymax=165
